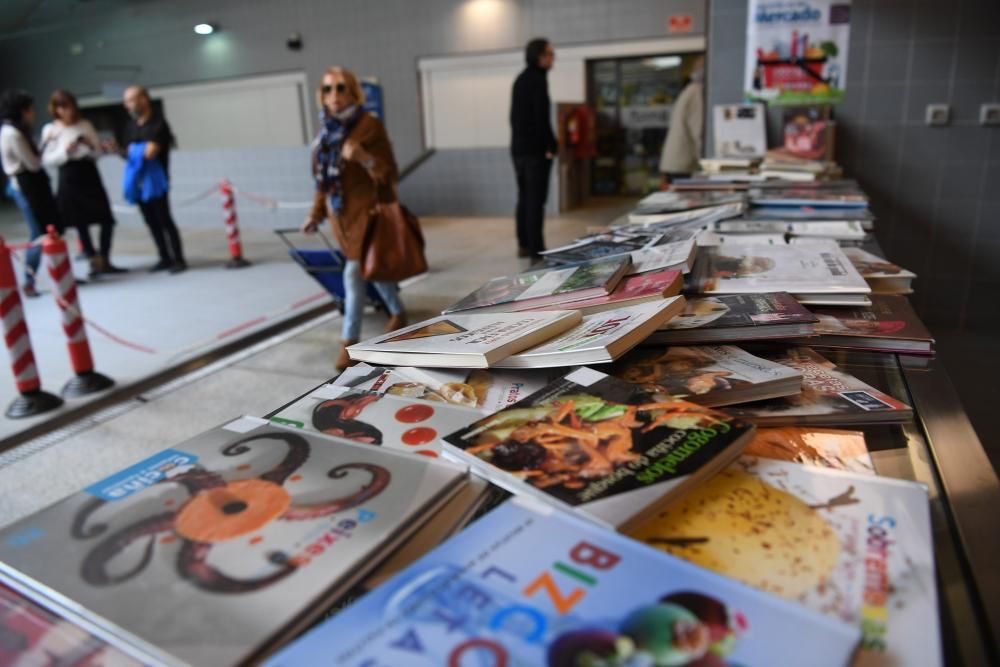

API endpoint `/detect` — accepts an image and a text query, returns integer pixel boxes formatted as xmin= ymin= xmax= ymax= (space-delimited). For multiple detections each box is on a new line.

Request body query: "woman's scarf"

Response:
xmin=312 ymin=105 xmax=363 ymax=213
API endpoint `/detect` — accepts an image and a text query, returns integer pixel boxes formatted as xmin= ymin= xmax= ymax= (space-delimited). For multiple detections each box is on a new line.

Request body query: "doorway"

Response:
xmin=587 ymin=52 xmax=704 ymax=196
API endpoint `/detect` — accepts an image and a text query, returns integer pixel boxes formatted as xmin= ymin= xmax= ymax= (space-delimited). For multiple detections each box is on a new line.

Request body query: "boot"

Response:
xmin=88 ymin=255 xmax=103 ymax=278
xmin=336 ymin=340 xmax=359 ymax=371
xmin=384 ymin=313 xmax=408 ymax=333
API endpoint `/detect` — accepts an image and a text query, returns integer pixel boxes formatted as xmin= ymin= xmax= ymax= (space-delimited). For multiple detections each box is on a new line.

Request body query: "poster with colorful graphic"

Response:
xmin=745 ymin=0 xmax=851 ymax=105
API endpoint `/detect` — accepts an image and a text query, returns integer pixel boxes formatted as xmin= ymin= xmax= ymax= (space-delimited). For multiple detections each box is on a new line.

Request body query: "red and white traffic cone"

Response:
xmin=0 ymin=237 xmax=63 ymax=417
xmin=42 ymin=226 xmax=114 ymax=398
xmin=220 ymin=179 xmax=250 ymax=269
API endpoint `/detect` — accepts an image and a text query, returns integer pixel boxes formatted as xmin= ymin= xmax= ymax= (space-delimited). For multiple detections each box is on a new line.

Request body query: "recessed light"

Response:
xmin=194 ymin=23 xmax=217 ymax=35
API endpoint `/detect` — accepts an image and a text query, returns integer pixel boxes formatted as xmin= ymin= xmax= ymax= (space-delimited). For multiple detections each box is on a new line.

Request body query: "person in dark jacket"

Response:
xmin=510 ymin=38 xmax=557 ymax=259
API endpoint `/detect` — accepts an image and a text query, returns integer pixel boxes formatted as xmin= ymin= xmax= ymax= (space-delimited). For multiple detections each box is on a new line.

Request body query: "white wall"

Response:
xmin=419 ymin=36 xmax=706 ymax=149
xmin=80 ymin=72 xmax=312 ymax=150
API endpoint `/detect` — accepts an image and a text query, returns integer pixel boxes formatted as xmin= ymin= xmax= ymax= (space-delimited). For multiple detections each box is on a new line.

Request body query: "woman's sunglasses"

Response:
xmin=321 ymin=83 xmax=348 ymax=95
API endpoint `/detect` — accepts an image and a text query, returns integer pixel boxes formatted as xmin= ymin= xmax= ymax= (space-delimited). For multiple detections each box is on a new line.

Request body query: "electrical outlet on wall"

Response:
xmin=926 ymin=104 xmax=950 ymax=126
xmin=980 ymin=104 xmax=1000 ymax=126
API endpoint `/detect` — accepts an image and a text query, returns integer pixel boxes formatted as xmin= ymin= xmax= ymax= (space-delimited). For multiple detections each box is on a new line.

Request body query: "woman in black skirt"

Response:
xmin=0 ymin=89 xmax=62 ymax=297
xmin=40 ymin=89 xmax=125 ymax=276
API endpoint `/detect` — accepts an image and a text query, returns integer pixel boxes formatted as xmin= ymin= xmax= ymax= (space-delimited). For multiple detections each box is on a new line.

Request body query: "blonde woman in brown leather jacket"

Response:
xmin=301 ymin=67 xmax=407 ymax=370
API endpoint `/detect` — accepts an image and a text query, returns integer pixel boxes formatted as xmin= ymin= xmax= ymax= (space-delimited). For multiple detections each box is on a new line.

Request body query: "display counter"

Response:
xmin=268 ymin=347 xmax=1000 ymax=664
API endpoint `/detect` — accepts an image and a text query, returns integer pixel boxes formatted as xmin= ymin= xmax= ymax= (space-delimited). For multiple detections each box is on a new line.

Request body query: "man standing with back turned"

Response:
xmin=121 ymin=85 xmax=187 ymax=273
xmin=510 ymin=38 xmax=557 ymax=259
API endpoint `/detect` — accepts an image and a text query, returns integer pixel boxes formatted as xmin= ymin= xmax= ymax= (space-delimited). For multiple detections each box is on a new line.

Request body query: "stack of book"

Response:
xmin=0 ymin=164 xmax=943 ymax=667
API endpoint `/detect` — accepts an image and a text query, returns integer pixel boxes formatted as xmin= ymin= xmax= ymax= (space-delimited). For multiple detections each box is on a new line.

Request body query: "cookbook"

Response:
xmin=645 ymin=293 xmax=817 ymax=345
xmin=443 ymin=367 xmax=755 ymax=531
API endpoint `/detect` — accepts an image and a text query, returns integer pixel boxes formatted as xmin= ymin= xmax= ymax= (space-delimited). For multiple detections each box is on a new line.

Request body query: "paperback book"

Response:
xmin=539 ymin=231 xmax=662 ymax=266
xmin=748 ymin=188 xmax=868 ymax=208
xmin=442 ymin=256 xmax=630 ymax=314
xmin=347 ymin=310 xmax=582 ymax=368
xmin=742 ymin=204 xmax=875 ymax=226
xmin=609 ymin=344 xmax=803 ymax=407
xmin=269 ymin=384 xmax=483 ymax=458
xmin=743 ymin=426 xmax=875 ymax=475
xmin=630 ymin=456 xmax=938 ymax=666
xmin=265 ymin=498 xmax=860 ymax=667
xmin=723 ymin=347 xmax=913 ymax=426
xmin=645 ymin=293 xmax=818 ymax=345
xmin=0 ymin=418 xmax=467 ymax=667
xmin=626 ymin=201 xmax=746 ymax=227
xmin=841 ymin=247 xmax=916 ymax=294
xmin=691 ymin=242 xmax=871 ymax=302
xmin=627 ymin=236 xmax=699 ymax=274
xmin=334 ymin=364 xmax=556 ymax=414
xmin=443 ymin=367 xmax=756 ymax=531
xmin=811 ymin=295 xmax=934 ymax=355
xmin=0 ymin=582 xmax=142 ymax=666
xmin=787 ymin=220 xmax=867 ymax=240
xmin=495 ymin=298 xmax=686 ymax=368
xmin=529 ymin=268 xmax=682 ymax=315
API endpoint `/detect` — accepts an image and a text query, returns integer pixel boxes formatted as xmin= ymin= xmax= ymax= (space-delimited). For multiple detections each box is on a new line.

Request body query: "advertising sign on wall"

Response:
xmin=744 ymin=0 xmax=851 ymax=105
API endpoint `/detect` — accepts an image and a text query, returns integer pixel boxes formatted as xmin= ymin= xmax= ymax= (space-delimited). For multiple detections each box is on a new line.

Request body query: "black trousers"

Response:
xmin=513 ymin=155 xmax=552 ymax=254
xmin=138 ymin=194 xmax=185 ymax=264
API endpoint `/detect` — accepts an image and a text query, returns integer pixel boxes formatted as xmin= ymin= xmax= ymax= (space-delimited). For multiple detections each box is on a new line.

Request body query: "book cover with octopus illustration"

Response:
xmin=629 ymin=457 xmax=938 ymax=666
xmin=264 ymin=498 xmax=859 ymax=667
xmin=0 ymin=418 xmax=466 ymax=667
xmin=443 ymin=368 xmax=756 ymax=531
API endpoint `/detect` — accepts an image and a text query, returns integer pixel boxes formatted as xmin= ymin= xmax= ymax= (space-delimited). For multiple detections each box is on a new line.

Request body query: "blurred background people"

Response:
xmin=301 ymin=67 xmax=408 ymax=371
xmin=121 ymin=85 xmax=186 ymax=273
xmin=0 ymin=89 xmax=61 ymax=298
xmin=510 ymin=38 xmax=557 ymax=259
xmin=40 ymin=89 xmax=126 ymax=278
xmin=659 ymin=55 xmax=705 ymax=185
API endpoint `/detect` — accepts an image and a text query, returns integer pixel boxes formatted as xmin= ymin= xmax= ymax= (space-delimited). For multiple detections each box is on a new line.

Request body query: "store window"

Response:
xmin=587 ymin=52 xmax=704 ymax=196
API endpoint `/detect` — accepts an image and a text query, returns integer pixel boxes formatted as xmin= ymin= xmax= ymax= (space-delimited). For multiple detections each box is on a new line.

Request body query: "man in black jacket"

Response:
xmin=510 ymin=38 xmax=557 ymax=259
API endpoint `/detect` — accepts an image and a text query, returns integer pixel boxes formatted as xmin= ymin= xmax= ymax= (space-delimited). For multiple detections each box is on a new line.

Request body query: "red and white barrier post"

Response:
xmin=0 ymin=237 xmax=63 ymax=417
xmin=42 ymin=226 xmax=114 ymax=398
xmin=220 ymin=179 xmax=250 ymax=269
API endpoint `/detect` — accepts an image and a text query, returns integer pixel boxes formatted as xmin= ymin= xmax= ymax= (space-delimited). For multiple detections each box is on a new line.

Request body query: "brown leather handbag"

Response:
xmin=361 ymin=200 xmax=428 ymax=282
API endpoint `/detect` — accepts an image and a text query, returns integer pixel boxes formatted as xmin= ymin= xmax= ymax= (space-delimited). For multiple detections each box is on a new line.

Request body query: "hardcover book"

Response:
xmin=841 ymin=247 xmax=916 ymax=295
xmin=495 ymin=298 xmax=687 ymax=368
xmin=442 ymin=257 xmax=630 ymax=314
xmin=609 ymin=345 xmax=802 ymax=407
xmin=743 ymin=426 xmax=874 ymax=475
xmin=530 ymin=268 xmax=682 ymax=315
xmin=723 ymin=347 xmax=913 ymax=426
xmin=646 ymin=293 xmax=817 ymax=345
xmin=443 ymin=367 xmax=756 ymax=531
xmin=265 ymin=498 xmax=860 ymax=667
xmin=0 ymin=418 xmax=467 ymax=667
xmin=347 ymin=310 xmax=582 ymax=368
xmin=333 ymin=364 xmax=556 ymax=414
xmin=269 ymin=384 xmax=483 ymax=458
xmin=811 ymin=295 xmax=934 ymax=355
xmin=748 ymin=188 xmax=868 ymax=208
xmin=692 ymin=242 xmax=870 ymax=298
xmin=630 ymin=457 xmax=938 ymax=666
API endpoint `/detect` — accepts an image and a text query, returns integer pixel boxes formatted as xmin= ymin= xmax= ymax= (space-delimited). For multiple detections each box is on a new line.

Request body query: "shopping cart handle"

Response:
xmin=273 ymin=227 xmax=338 ymax=253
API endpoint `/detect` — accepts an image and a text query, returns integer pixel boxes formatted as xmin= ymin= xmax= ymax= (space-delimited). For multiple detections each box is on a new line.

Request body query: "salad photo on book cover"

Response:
xmin=444 ymin=368 xmax=755 ymax=529
xmin=265 ymin=499 xmax=860 ymax=667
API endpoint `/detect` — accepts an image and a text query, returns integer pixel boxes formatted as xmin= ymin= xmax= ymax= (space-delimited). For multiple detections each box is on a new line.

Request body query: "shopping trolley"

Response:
xmin=274 ymin=228 xmax=388 ymax=314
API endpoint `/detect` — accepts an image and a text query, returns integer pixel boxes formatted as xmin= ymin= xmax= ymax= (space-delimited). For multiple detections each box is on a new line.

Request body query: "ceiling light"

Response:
xmin=194 ymin=23 xmax=217 ymax=35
